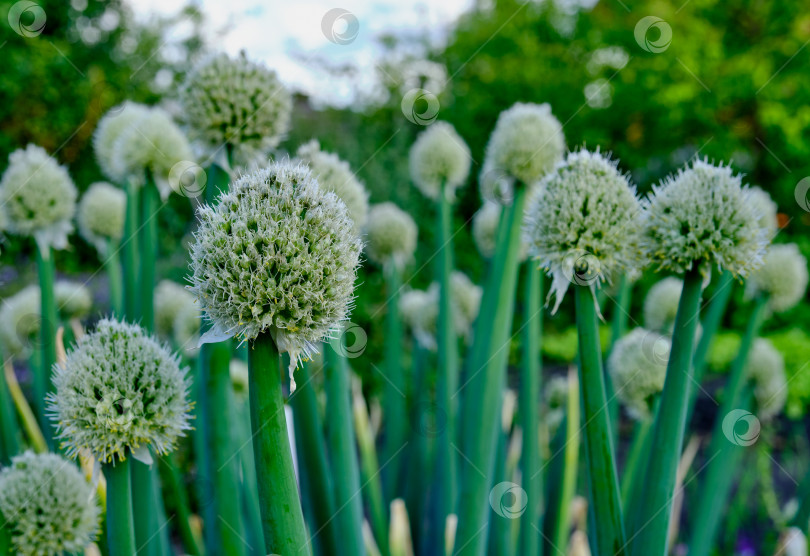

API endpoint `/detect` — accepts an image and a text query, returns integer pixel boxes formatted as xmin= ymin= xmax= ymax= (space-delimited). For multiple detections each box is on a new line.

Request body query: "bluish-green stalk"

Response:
xmin=104 ymin=456 xmax=137 ymax=556
xmin=381 ymin=263 xmax=406 ymax=502
xmin=122 ymin=180 xmax=140 ymax=318
xmin=235 ymin=381 xmax=266 ymax=555
xmin=35 ymin=244 xmax=56 ymax=446
xmin=404 ymin=344 xmax=429 ymax=554
xmin=606 ymin=276 xmax=632 ymax=439
xmin=105 ymin=239 xmax=124 ymax=316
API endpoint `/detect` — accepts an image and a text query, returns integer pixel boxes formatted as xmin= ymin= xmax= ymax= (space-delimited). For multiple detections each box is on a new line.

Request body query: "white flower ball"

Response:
xmin=643 ymin=277 xmax=683 ymax=334
xmin=77 ymin=181 xmax=126 ymax=254
xmin=0 ymin=285 xmax=41 ymax=358
xmin=154 ymin=280 xmax=197 ymax=339
xmin=745 ymin=243 xmax=808 ymax=313
xmin=607 ymin=328 xmax=671 ymax=421
xmin=55 ymin=280 xmax=93 ymax=320
xmin=93 ymin=102 xmax=151 ymax=182
xmin=745 ymin=338 xmax=787 ymax=421
xmin=364 ymin=202 xmax=418 ymax=268
xmin=409 ymin=121 xmax=470 ymax=201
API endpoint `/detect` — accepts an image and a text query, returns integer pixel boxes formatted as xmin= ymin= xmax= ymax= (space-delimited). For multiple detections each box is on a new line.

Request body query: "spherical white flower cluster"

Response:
xmin=55 ymin=280 xmax=93 ymax=320
xmin=94 ymin=102 xmax=151 ymax=182
xmin=0 ymin=285 xmax=40 ymax=358
xmin=409 ymin=122 xmax=470 ymax=201
xmin=180 ymin=52 xmax=292 ymax=164
xmin=745 ymin=243 xmax=808 ymax=313
xmin=607 ymin=328 xmax=671 ymax=421
xmin=747 ymin=186 xmax=779 ymax=240
xmin=296 ymin=140 xmax=369 ymax=229
xmin=643 ymin=277 xmax=683 ymax=334
xmin=172 ymin=302 xmax=201 ymax=356
xmin=189 ymin=161 xmax=362 ymax=364
xmin=77 ymin=181 xmax=126 ymax=254
xmin=449 ymin=271 xmax=483 ymax=341
xmin=0 ymin=144 xmax=77 ymax=250
xmin=524 ymin=149 xmax=642 ymax=313
xmin=472 ymin=202 xmax=501 ymax=259
xmin=49 ymin=318 xmax=191 ymax=463
xmin=154 ymin=280 xmax=197 ymax=339
xmin=640 ymin=159 xmax=769 ymax=279
xmin=745 ymin=338 xmax=787 ymax=421
xmin=484 ymin=102 xmax=565 ymax=187
xmin=0 ymin=451 xmax=100 ymax=556
xmin=111 ymin=106 xmax=194 ymax=199
xmin=398 ymin=288 xmax=438 ymax=350
xmin=365 ymin=202 xmax=418 ymax=268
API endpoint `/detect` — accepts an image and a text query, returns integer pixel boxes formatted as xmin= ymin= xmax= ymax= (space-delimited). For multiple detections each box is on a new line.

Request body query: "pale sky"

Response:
xmin=132 ymin=0 xmax=474 ymax=106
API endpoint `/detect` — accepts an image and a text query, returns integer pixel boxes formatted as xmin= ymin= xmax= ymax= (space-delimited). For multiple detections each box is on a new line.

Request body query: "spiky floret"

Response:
xmin=745 ymin=338 xmax=787 ymax=421
xmin=365 ymin=202 xmax=418 ymax=268
xmin=524 ymin=149 xmax=642 ymax=313
xmin=472 ymin=202 xmax=501 ymax=259
xmin=179 ymin=52 xmax=292 ymax=164
xmin=398 ymin=288 xmax=438 ymax=350
xmin=173 ymin=302 xmax=201 ymax=356
xmin=409 ymin=121 xmax=470 ymax=201
xmin=484 ymin=102 xmax=565 ymax=186
xmin=0 ymin=285 xmax=40 ymax=358
xmin=55 ymin=281 xmax=93 ymax=320
xmin=77 ymin=181 xmax=126 ymax=254
xmin=0 ymin=451 xmax=100 ymax=556
xmin=296 ymin=140 xmax=369 ymax=229
xmin=154 ymin=280 xmax=197 ymax=339
xmin=111 ymin=106 xmax=193 ymax=199
xmin=189 ymin=161 xmax=362 ymax=365
xmin=607 ymin=328 xmax=671 ymax=421
xmin=643 ymin=276 xmax=683 ymax=334
xmin=49 ymin=318 xmax=191 ymax=463
xmin=94 ymin=102 xmax=151 ymax=182
xmin=640 ymin=159 xmax=769 ymax=279
xmin=745 ymin=243 xmax=808 ymax=313
xmin=747 ymin=186 xmax=779 ymax=239
xmin=0 ymin=144 xmax=77 ymax=250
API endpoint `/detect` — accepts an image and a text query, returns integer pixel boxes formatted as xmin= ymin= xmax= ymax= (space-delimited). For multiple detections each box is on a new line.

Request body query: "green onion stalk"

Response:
xmin=789 ymin=465 xmax=810 ymax=529
xmin=620 ymin=416 xmax=654 ymax=526
xmin=105 ymin=238 xmax=124 ymax=316
xmin=104 ymin=455 xmax=138 ymax=556
xmin=0 ymin=350 xmax=20 ymax=464
xmin=630 ymin=267 xmax=703 ymax=556
xmin=574 ymin=283 xmax=626 ymax=556
xmin=122 ymin=180 xmax=140 ymax=318
xmin=159 ymin=455 xmax=204 ymax=555
xmin=687 ymin=294 xmax=768 ymax=556
xmin=248 ymin=332 xmax=308 ymax=554
xmin=324 ymin=332 xmax=366 ymax=555
xmin=487 ymin=415 xmax=513 ymax=556
xmin=34 ymin=243 xmax=56 ymax=446
xmin=0 ymin=521 xmax=10 ymax=555
xmin=380 ymin=261 xmax=407 ymax=502
xmin=606 ymin=276 xmax=633 ymax=439
xmin=289 ymin=361 xmax=340 ymax=555
xmin=454 ymin=186 xmax=527 ymax=555
xmin=234 ymin=381 xmax=266 ymax=554
xmin=518 ymin=262 xmax=542 ymax=556
xmin=403 ymin=344 xmax=430 ymax=554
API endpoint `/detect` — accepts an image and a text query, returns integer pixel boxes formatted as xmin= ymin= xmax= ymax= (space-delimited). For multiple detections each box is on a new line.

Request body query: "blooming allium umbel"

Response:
xmin=180 ymin=52 xmax=292 ymax=164
xmin=94 ymin=102 xmax=151 ymax=183
xmin=524 ymin=149 xmax=642 ymax=313
xmin=745 ymin=243 xmax=809 ymax=313
xmin=0 ymin=144 xmax=77 ymax=250
xmin=0 ymin=285 xmax=40 ymax=359
xmin=745 ymin=338 xmax=787 ymax=421
xmin=55 ymin=280 xmax=93 ymax=320
xmin=365 ymin=202 xmax=418 ymax=268
xmin=77 ymin=181 xmax=126 ymax=254
xmin=643 ymin=276 xmax=684 ymax=334
xmin=0 ymin=451 xmax=100 ymax=556
xmin=607 ymin=328 xmax=671 ymax=421
xmin=399 ymin=288 xmax=438 ymax=350
xmin=484 ymin=102 xmax=565 ymax=187
xmin=640 ymin=159 xmax=769 ymax=280
xmin=747 ymin=185 xmax=779 ymax=239
xmin=189 ymin=161 xmax=362 ymax=369
xmin=472 ymin=202 xmax=501 ymax=259
xmin=49 ymin=318 xmax=191 ymax=464
xmin=296 ymin=140 xmax=369 ymax=229
xmin=409 ymin=121 xmax=471 ymax=201
xmin=154 ymin=279 xmax=197 ymax=339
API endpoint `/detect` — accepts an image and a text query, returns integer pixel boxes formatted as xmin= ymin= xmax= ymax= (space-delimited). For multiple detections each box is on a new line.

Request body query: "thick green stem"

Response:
xmin=325 ymin=334 xmax=365 ymax=556
xmin=160 ymin=456 xmax=204 ymax=555
xmin=687 ymin=295 xmax=768 ymax=556
xmin=289 ymin=362 xmax=339 ymax=554
xmin=0 ymin=520 xmax=10 ymax=555
xmin=122 ymin=180 xmax=140 ymax=320
xmin=0 ymin=354 xmax=20 ymax=465
xmin=131 ymin=461 xmax=168 ymax=556
xmin=630 ymin=267 xmax=703 ymax=556
xmin=574 ymin=284 xmax=626 ymax=556
xmin=34 ymin=244 xmax=56 ymax=445
xmin=620 ymin=418 xmax=653 ymax=514
xmin=235 ymin=392 xmax=266 ymax=554
xmin=404 ymin=344 xmax=429 ymax=554
xmin=519 ymin=263 xmax=542 ymax=556
xmin=606 ymin=277 xmax=632 ymax=441
xmin=104 ymin=457 xmax=137 ymax=556
xmin=104 ymin=239 xmax=124 ymax=316
xmin=248 ymin=332 xmax=308 ymax=554
xmin=454 ymin=187 xmax=527 ymax=556
xmin=381 ymin=264 xmax=406 ymax=501
xmin=138 ymin=179 xmax=159 ymax=332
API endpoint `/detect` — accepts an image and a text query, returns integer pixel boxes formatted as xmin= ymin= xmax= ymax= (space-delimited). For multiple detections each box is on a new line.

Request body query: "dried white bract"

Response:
xmin=0 ymin=285 xmax=40 ymax=358
xmin=409 ymin=122 xmax=470 ymax=201
xmin=0 ymin=144 xmax=77 ymax=250
xmin=745 ymin=338 xmax=787 ymax=421
xmin=189 ymin=161 xmax=362 ymax=366
xmin=296 ymin=140 xmax=369 ymax=229
xmin=49 ymin=318 xmax=191 ymax=463
xmin=365 ymin=202 xmax=418 ymax=268
xmin=398 ymin=288 xmax=438 ymax=350
xmin=154 ymin=280 xmax=197 ymax=339
xmin=111 ymin=106 xmax=193 ymax=199
xmin=180 ymin=52 xmax=292 ymax=164
xmin=607 ymin=328 xmax=671 ymax=421
xmin=94 ymin=102 xmax=151 ymax=182
xmin=745 ymin=243 xmax=808 ymax=313
xmin=747 ymin=185 xmax=779 ymax=240
xmin=484 ymin=102 xmax=565 ymax=186
xmin=524 ymin=149 xmax=642 ymax=313
xmin=640 ymin=159 xmax=769 ymax=279
xmin=0 ymin=451 xmax=100 ymax=556
xmin=55 ymin=281 xmax=93 ymax=320
xmin=77 ymin=181 xmax=126 ymax=254
xmin=643 ymin=277 xmax=683 ymax=334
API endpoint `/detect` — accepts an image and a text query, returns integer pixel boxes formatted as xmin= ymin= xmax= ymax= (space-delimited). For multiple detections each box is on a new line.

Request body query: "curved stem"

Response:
xmin=104 ymin=457 xmax=137 ymax=556
xmin=248 ymin=332 xmax=308 ymax=554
